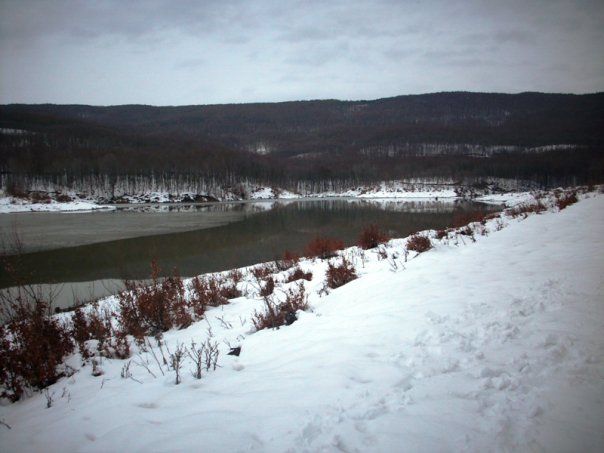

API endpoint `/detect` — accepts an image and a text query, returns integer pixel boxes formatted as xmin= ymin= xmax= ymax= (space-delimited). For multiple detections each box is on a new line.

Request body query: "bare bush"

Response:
xmin=169 ymin=343 xmax=186 ymax=385
xmin=259 ymin=276 xmax=275 ymax=297
xmin=30 ymin=192 xmax=51 ymax=204
xmin=0 ymin=298 xmax=74 ymax=402
xmin=251 ymin=263 xmax=276 ymax=280
xmin=435 ymin=229 xmax=448 ymax=240
xmin=358 ymin=224 xmax=390 ymax=249
xmin=451 ymin=210 xmax=487 ymax=228
xmin=285 ymin=266 xmax=313 ymax=283
xmin=277 ymin=250 xmax=299 ymax=271
xmin=556 ymin=191 xmax=578 ymax=210
xmin=55 ymin=193 xmax=72 ymax=202
xmin=507 ymin=202 xmax=547 ymax=218
xmin=117 ymin=260 xmax=192 ymax=340
xmin=227 ymin=269 xmax=244 ymax=284
xmin=406 ymin=235 xmax=432 ymax=253
xmin=71 ymin=305 xmax=112 ymax=359
xmin=304 ymin=236 xmax=344 ymax=259
xmin=252 ymin=283 xmax=309 ymax=330
xmin=188 ymin=275 xmax=229 ymax=317
xmin=325 ymin=257 xmax=357 ymax=289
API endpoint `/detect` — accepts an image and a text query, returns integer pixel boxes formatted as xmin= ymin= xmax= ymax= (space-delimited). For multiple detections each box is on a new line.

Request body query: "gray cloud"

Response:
xmin=0 ymin=0 xmax=603 ymax=105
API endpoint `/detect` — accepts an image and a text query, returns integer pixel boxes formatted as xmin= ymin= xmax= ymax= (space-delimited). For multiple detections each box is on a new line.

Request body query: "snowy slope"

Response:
xmin=1 ymin=193 xmax=603 ymax=452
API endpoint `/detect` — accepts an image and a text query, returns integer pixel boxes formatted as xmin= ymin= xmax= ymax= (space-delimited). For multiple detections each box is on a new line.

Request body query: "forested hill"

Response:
xmin=1 ymin=92 xmax=603 ymax=187
xmin=2 ymin=92 xmax=603 ymax=156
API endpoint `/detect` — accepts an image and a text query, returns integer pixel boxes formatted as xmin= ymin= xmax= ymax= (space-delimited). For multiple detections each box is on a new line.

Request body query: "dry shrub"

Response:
xmin=459 ymin=226 xmax=474 ymax=236
xmin=406 ymin=234 xmax=432 ymax=253
xmin=275 ymin=250 xmax=299 ymax=271
xmin=220 ymin=282 xmax=242 ymax=300
xmin=55 ymin=193 xmax=72 ymax=202
xmin=451 ymin=210 xmax=487 ymax=228
xmin=325 ymin=257 xmax=357 ymax=289
xmin=5 ymin=181 xmax=28 ymax=199
xmin=283 ymin=250 xmax=299 ymax=264
xmin=286 ymin=266 xmax=313 ymax=283
xmin=305 ymin=236 xmax=344 ymax=259
xmin=30 ymin=192 xmax=51 ymax=204
xmin=259 ymin=277 xmax=275 ymax=297
xmin=227 ymin=269 xmax=244 ymax=284
xmin=71 ymin=306 xmax=111 ymax=359
xmin=252 ymin=283 xmax=308 ymax=330
xmin=0 ymin=299 xmax=74 ymax=401
xmin=358 ymin=224 xmax=390 ymax=249
xmin=507 ymin=202 xmax=547 ymax=218
xmin=188 ymin=276 xmax=229 ymax=317
xmin=251 ymin=263 xmax=276 ymax=280
xmin=556 ymin=191 xmax=578 ymax=210
xmin=118 ymin=261 xmax=192 ymax=339
xmin=435 ymin=229 xmax=448 ymax=240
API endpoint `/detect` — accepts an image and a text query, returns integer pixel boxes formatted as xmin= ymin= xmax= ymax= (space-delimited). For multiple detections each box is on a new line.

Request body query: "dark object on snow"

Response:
xmin=228 ymin=346 xmax=241 ymax=356
xmin=285 ymin=311 xmax=297 ymax=326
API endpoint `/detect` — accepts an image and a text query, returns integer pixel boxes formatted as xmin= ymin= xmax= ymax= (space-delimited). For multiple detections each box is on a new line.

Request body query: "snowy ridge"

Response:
xmin=1 ymin=189 xmax=603 ymax=451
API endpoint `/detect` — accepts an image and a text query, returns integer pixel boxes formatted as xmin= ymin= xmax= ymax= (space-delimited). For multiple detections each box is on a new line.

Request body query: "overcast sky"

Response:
xmin=1 ymin=0 xmax=603 ymax=105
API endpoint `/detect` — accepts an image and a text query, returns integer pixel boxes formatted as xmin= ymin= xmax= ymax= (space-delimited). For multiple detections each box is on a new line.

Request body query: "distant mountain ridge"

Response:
xmin=2 ymin=92 xmax=603 ymax=158
xmin=1 ymin=92 xmax=603 ymax=189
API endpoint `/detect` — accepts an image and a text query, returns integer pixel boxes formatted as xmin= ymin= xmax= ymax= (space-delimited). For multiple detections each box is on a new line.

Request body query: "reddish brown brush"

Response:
xmin=55 ymin=193 xmax=73 ymax=202
xmin=358 ymin=224 xmax=390 ymax=249
xmin=556 ymin=191 xmax=578 ymax=210
xmin=188 ymin=275 xmax=229 ymax=317
xmin=252 ymin=283 xmax=309 ymax=331
xmin=0 ymin=299 xmax=74 ymax=402
xmin=451 ymin=210 xmax=487 ymax=229
xmin=304 ymin=236 xmax=344 ymax=259
xmin=251 ymin=263 xmax=276 ymax=280
xmin=507 ymin=202 xmax=547 ymax=218
xmin=325 ymin=257 xmax=357 ymax=289
xmin=435 ymin=229 xmax=448 ymax=240
xmin=227 ymin=269 xmax=244 ymax=284
xmin=71 ymin=305 xmax=112 ymax=359
xmin=275 ymin=250 xmax=299 ymax=271
xmin=118 ymin=260 xmax=192 ymax=340
xmin=220 ymin=282 xmax=242 ymax=300
xmin=286 ymin=266 xmax=313 ymax=283
xmin=406 ymin=235 xmax=432 ymax=253
xmin=30 ymin=192 xmax=51 ymax=204
xmin=259 ymin=277 xmax=275 ymax=297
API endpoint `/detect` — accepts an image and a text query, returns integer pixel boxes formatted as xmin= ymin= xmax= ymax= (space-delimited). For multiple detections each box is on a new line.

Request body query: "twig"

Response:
xmin=0 ymin=419 xmax=11 ymax=430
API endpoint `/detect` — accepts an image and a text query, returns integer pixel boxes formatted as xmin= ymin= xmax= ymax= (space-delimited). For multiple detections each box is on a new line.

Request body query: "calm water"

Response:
xmin=0 ymin=199 xmax=499 ymax=308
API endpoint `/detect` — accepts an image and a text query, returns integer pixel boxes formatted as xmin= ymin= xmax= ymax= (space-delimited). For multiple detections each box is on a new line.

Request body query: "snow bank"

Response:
xmin=475 ymin=191 xmax=536 ymax=207
xmin=0 ymin=197 xmax=115 ymax=214
xmin=249 ymin=187 xmax=301 ymax=199
xmin=309 ymin=181 xmax=458 ymax=199
xmin=1 ymin=191 xmax=603 ymax=452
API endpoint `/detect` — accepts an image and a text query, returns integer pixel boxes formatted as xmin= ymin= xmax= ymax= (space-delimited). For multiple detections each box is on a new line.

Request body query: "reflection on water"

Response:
xmin=1 ymin=199 xmax=499 ymax=307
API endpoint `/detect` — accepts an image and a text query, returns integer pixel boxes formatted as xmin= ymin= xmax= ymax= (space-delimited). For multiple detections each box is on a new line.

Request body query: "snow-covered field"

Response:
xmin=0 ymin=197 xmax=115 ymax=214
xmin=1 ymin=191 xmax=603 ymax=452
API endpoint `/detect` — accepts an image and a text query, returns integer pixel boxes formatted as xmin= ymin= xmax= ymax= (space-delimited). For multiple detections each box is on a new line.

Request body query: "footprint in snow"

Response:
xmin=136 ymin=402 xmax=158 ymax=409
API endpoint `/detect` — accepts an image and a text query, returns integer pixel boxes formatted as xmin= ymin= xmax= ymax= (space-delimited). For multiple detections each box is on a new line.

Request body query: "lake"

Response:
xmin=0 ymin=198 xmax=499 ymax=309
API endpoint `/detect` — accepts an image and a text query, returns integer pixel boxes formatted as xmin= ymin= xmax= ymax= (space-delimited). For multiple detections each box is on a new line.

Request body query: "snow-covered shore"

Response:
xmin=1 ymin=190 xmax=603 ymax=452
xmin=0 ymin=197 xmax=115 ymax=214
xmin=0 ymin=181 xmax=484 ymax=213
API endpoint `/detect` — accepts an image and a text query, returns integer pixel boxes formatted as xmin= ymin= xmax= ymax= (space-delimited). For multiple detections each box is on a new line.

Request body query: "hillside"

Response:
xmin=1 ymin=189 xmax=603 ymax=451
xmin=1 ymin=92 xmax=603 ymax=189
